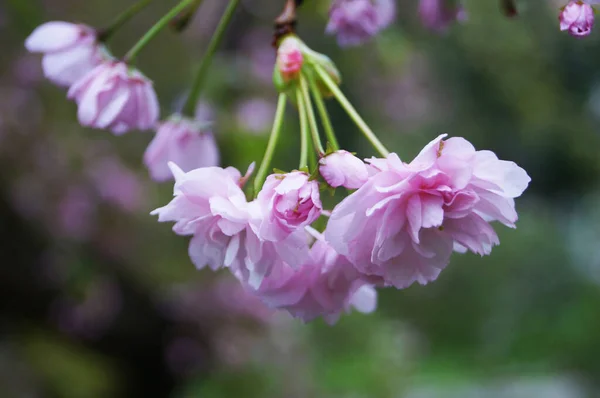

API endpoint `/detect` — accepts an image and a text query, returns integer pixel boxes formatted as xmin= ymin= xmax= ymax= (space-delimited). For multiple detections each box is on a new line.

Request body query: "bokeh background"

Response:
xmin=2 ymin=0 xmax=600 ymax=397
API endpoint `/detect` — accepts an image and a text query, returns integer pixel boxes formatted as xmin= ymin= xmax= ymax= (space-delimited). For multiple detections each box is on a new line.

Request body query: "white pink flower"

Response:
xmin=560 ymin=1 xmax=595 ymax=37
xmin=152 ymin=163 xmax=309 ymax=290
xmin=144 ymin=116 xmax=219 ymax=182
xmin=25 ymin=21 xmax=104 ymax=87
xmin=67 ymin=61 xmax=159 ymax=134
xmin=151 ymin=162 xmax=249 ymax=271
xmin=319 ymin=150 xmax=369 ymax=189
xmin=325 ymin=134 xmax=530 ymax=288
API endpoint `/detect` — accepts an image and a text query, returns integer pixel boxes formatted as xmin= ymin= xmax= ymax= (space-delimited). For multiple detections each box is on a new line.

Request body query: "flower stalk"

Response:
xmin=314 ymin=65 xmax=389 ymax=157
xmin=300 ymin=75 xmax=325 ymax=156
xmin=124 ymin=0 xmax=196 ymax=62
xmin=98 ymin=0 xmax=153 ymax=42
xmin=254 ymin=94 xmax=287 ymax=194
xmin=297 ymin=89 xmax=310 ymax=170
xmin=182 ymin=0 xmax=240 ymax=116
xmin=306 ymin=71 xmax=339 ymax=151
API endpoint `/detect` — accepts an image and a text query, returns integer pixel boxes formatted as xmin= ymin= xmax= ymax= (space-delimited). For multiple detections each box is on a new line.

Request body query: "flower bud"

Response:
xmin=319 ymin=150 xmax=368 ymax=189
xmin=276 ymin=36 xmax=304 ymax=83
xmin=560 ymin=1 xmax=594 ymax=37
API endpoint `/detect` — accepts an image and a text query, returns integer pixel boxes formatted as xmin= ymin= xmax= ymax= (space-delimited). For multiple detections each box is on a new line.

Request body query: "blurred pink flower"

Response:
xmin=50 ymin=277 xmax=122 ymax=340
xmin=144 ymin=116 xmax=219 ymax=182
xmin=325 ymin=134 xmax=530 ymax=288
xmin=254 ymin=172 xmax=322 ymax=242
xmin=25 ymin=22 xmax=103 ymax=87
xmin=418 ymin=0 xmax=467 ymax=32
xmin=560 ymin=1 xmax=595 ymax=37
xmin=87 ymin=157 xmax=145 ymax=213
xmin=319 ymin=150 xmax=369 ymax=189
xmin=67 ymin=61 xmax=159 ymax=134
xmin=326 ymin=0 xmax=396 ymax=47
xmin=57 ymin=186 xmax=96 ymax=240
xmin=235 ymin=98 xmax=275 ymax=135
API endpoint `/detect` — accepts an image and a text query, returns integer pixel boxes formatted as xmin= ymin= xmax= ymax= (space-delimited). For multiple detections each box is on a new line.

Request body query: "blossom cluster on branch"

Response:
xmin=24 ymin=0 xmax=534 ymax=324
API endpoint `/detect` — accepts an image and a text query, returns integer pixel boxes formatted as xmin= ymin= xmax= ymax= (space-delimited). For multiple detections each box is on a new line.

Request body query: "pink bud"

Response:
xmin=144 ymin=116 xmax=220 ymax=182
xmin=319 ymin=150 xmax=369 ymax=189
xmin=25 ymin=21 xmax=104 ymax=87
xmin=276 ymin=37 xmax=304 ymax=82
xmin=560 ymin=1 xmax=594 ymax=37
xmin=67 ymin=61 xmax=159 ymax=134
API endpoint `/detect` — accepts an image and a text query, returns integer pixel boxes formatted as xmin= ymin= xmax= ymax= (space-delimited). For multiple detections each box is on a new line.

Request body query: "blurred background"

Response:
xmin=1 ymin=0 xmax=600 ymax=396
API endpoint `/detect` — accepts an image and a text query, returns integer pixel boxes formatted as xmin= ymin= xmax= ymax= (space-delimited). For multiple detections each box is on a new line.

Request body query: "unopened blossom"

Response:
xmin=326 ymin=0 xmax=396 ymax=47
xmin=249 ymin=237 xmax=377 ymax=323
xmin=276 ymin=36 xmax=303 ymax=82
xmin=418 ymin=0 xmax=467 ymax=32
xmin=325 ymin=134 xmax=530 ymax=289
xmin=319 ymin=150 xmax=368 ymax=189
xmin=151 ymin=162 xmax=250 ymax=271
xmin=67 ymin=61 xmax=159 ymax=134
xmin=144 ymin=116 xmax=219 ymax=182
xmin=560 ymin=1 xmax=595 ymax=37
xmin=25 ymin=21 xmax=104 ymax=87
xmin=254 ymin=172 xmax=322 ymax=242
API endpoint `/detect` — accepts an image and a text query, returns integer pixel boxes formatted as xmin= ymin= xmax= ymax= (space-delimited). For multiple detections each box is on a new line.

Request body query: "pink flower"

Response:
xmin=152 ymin=163 xmax=309 ymax=289
xmin=151 ymin=162 xmax=250 ymax=271
xmin=67 ymin=61 xmax=159 ymax=134
xmin=325 ymin=134 xmax=530 ymax=289
xmin=254 ymin=172 xmax=322 ymax=242
xmin=276 ymin=36 xmax=303 ymax=82
xmin=25 ymin=22 xmax=104 ymax=87
xmin=144 ymin=116 xmax=220 ymax=182
xmin=326 ymin=0 xmax=396 ymax=47
xmin=319 ymin=150 xmax=369 ymax=189
xmin=560 ymin=1 xmax=595 ymax=37
xmin=418 ymin=0 xmax=467 ymax=32
xmin=248 ymin=236 xmax=377 ymax=324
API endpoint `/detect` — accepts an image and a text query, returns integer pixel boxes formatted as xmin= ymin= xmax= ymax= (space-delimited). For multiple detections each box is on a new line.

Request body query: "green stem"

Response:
xmin=182 ymin=0 xmax=240 ymax=116
xmin=170 ymin=0 xmax=205 ymax=31
xmin=297 ymin=89 xmax=309 ymax=169
xmin=299 ymin=75 xmax=325 ymax=156
xmin=306 ymin=72 xmax=339 ymax=151
xmin=98 ymin=0 xmax=153 ymax=42
xmin=124 ymin=0 xmax=195 ymax=62
xmin=253 ymin=94 xmax=287 ymax=194
xmin=315 ymin=66 xmax=390 ymax=157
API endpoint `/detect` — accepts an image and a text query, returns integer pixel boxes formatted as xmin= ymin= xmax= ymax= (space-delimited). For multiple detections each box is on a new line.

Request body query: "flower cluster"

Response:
xmin=153 ymin=132 xmax=529 ymax=322
xmin=25 ymin=1 xmax=532 ymax=325
xmin=150 ymin=33 xmax=529 ymax=323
